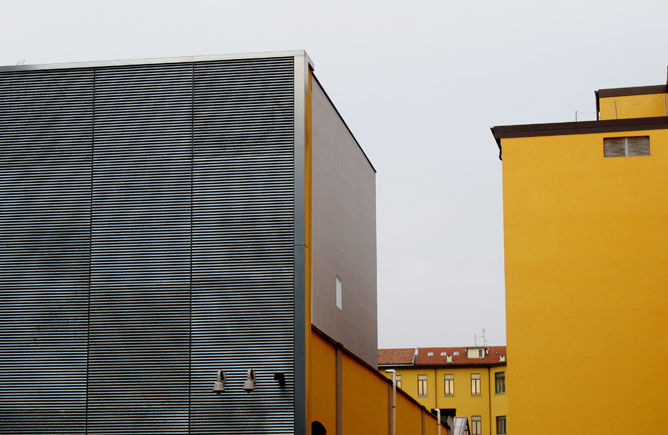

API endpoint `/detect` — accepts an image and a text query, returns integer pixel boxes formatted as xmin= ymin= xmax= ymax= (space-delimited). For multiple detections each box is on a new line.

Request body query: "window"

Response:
xmin=496 ymin=416 xmax=507 ymax=435
xmin=604 ymin=136 xmax=650 ymax=157
xmin=417 ymin=375 xmax=428 ymax=397
xmin=427 ymin=352 xmax=433 ymax=356
xmin=335 ymin=276 xmax=342 ymax=310
xmin=444 ymin=374 xmax=454 ymax=396
xmin=495 ymin=371 xmax=506 ymax=394
xmin=395 ymin=375 xmax=402 ymax=389
xmin=471 ymin=373 xmax=481 ymax=396
xmin=471 ymin=416 xmax=482 ymax=435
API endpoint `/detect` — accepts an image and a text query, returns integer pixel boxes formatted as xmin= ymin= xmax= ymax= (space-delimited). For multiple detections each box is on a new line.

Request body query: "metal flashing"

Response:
xmin=293 ymin=53 xmax=309 ymax=435
xmin=0 ymin=50 xmax=314 ymax=73
xmin=596 ymin=84 xmax=667 ymax=99
xmin=491 ymin=116 xmax=668 ymax=160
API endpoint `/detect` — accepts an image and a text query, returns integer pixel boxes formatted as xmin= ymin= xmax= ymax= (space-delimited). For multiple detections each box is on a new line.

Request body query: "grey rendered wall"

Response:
xmin=311 ymin=77 xmax=378 ymax=366
xmin=0 ymin=56 xmax=297 ymax=434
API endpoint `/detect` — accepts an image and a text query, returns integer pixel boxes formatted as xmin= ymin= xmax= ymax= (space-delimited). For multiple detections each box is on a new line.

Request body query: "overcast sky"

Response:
xmin=3 ymin=0 xmax=668 ymax=348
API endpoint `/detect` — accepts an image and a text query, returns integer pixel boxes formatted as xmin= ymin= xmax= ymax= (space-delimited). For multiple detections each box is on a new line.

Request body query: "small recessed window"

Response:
xmin=335 ymin=276 xmax=342 ymax=310
xmin=604 ymin=136 xmax=650 ymax=157
xmin=440 ymin=352 xmax=446 ymax=356
xmin=427 ymin=352 xmax=434 ymax=356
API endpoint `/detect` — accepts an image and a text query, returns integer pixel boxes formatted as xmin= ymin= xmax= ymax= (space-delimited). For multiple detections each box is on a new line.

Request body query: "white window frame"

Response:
xmin=471 ymin=416 xmax=482 ymax=435
xmin=417 ymin=374 xmax=428 ymax=397
xmin=471 ymin=373 xmax=481 ymax=396
xmin=444 ymin=374 xmax=454 ymax=396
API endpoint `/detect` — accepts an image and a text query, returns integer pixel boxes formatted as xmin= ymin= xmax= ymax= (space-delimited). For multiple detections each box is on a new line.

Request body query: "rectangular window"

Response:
xmin=395 ymin=375 xmax=402 ymax=389
xmin=444 ymin=374 xmax=454 ymax=396
xmin=604 ymin=136 xmax=650 ymax=157
xmin=495 ymin=371 xmax=506 ymax=394
xmin=335 ymin=276 xmax=342 ymax=310
xmin=471 ymin=416 xmax=482 ymax=435
xmin=471 ymin=373 xmax=481 ymax=396
xmin=418 ymin=374 xmax=428 ymax=397
xmin=496 ymin=416 xmax=507 ymax=435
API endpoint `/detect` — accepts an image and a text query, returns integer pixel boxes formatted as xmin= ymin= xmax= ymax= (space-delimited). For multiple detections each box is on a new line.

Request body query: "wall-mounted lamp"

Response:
xmin=243 ymin=369 xmax=256 ymax=393
xmin=274 ymin=372 xmax=286 ymax=387
xmin=212 ymin=370 xmax=226 ymax=394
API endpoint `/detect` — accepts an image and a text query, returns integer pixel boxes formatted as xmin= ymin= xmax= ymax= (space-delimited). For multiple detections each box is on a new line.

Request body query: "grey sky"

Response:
xmin=3 ymin=0 xmax=668 ymax=348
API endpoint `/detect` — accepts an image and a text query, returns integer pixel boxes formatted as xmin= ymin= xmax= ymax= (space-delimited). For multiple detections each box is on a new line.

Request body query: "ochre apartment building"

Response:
xmin=379 ymin=346 xmax=508 ymax=435
xmin=492 ymin=70 xmax=668 ymax=434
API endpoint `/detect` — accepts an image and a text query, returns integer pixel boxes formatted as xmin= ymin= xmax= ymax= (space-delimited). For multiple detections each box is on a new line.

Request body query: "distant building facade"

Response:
xmin=492 ymin=70 xmax=668 ymax=434
xmin=379 ymin=346 xmax=508 ymax=435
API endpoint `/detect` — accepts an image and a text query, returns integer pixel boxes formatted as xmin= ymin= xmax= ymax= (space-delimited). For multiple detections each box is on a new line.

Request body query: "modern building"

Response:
xmin=379 ymin=346 xmax=508 ymax=435
xmin=0 ymin=51 xmax=443 ymax=434
xmin=491 ymin=70 xmax=668 ymax=434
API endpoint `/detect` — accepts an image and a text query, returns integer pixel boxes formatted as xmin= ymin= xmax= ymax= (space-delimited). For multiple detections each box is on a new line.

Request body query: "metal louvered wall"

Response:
xmin=89 ymin=63 xmax=193 ymax=434
xmin=0 ymin=56 xmax=296 ymax=434
xmin=0 ymin=69 xmax=93 ymax=435
xmin=191 ymin=58 xmax=296 ymax=434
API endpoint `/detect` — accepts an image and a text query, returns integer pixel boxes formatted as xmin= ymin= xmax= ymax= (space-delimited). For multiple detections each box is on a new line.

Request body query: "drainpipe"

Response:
xmin=434 ymin=408 xmax=441 ymax=435
xmin=385 ymin=369 xmax=396 ymax=435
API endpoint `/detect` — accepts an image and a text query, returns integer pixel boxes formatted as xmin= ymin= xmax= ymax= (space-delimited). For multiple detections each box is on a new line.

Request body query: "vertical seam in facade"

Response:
xmin=422 ymin=409 xmax=425 ymax=435
xmin=85 ymin=67 xmax=96 ymax=434
xmin=488 ymin=367 xmax=493 ymax=435
xmin=188 ymin=61 xmax=194 ymax=435
xmin=336 ymin=347 xmax=342 ymax=435
xmin=387 ymin=383 xmax=392 ymax=435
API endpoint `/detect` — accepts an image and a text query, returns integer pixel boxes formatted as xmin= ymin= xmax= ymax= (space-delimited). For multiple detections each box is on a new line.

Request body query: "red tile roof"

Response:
xmin=378 ymin=346 xmax=506 ymax=367
xmin=377 ymin=348 xmax=415 ymax=365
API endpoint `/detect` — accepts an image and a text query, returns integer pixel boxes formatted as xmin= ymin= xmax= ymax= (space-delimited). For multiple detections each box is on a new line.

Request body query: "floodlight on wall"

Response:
xmin=212 ymin=370 xmax=226 ymax=394
xmin=243 ymin=369 xmax=256 ymax=393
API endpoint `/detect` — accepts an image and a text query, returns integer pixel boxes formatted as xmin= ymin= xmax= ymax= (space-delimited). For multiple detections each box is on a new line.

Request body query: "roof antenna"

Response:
xmin=482 ymin=329 xmax=487 ymax=347
xmin=474 ymin=333 xmax=477 ymax=347
xmin=16 ymin=59 xmax=25 ymax=66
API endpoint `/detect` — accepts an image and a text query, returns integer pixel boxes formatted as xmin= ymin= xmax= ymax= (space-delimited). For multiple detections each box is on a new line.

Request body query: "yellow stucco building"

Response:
xmin=491 ymin=72 xmax=668 ymax=434
xmin=379 ymin=346 xmax=508 ymax=435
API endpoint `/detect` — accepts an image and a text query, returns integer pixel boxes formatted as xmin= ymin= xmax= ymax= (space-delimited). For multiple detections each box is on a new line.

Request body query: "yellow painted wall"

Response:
xmin=501 ymin=129 xmax=668 ymax=435
xmin=437 ymin=368 xmax=490 ymax=435
xmin=389 ymin=368 xmax=422 ymax=407
xmin=312 ymin=330 xmax=444 ymax=434
xmin=341 ymin=352 xmax=388 ymax=434
xmin=599 ymin=93 xmax=668 ymax=120
xmin=310 ymin=332 xmax=337 ymax=433
xmin=396 ymin=392 xmax=423 ymax=435
xmin=424 ymin=411 xmax=439 ymax=435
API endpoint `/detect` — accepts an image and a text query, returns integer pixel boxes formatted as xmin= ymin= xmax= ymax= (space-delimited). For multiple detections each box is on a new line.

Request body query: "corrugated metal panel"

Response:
xmin=190 ymin=57 xmax=296 ymax=433
xmin=0 ymin=56 xmax=297 ymax=434
xmin=0 ymin=69 xmax=93 ymax=433
xmin=88 ymin=63 xmax=192 ymax=434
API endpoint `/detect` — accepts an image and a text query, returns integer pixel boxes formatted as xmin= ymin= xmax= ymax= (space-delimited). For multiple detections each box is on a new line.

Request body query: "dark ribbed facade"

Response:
xmin=0 ymin=55 xmax=298 ymax=434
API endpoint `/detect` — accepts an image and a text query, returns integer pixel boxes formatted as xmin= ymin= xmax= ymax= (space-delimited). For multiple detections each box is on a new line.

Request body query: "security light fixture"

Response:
xmin=212 ymin=370 xmax=225 ymax=394
xmin=243 ymin=369 xmax=256 ymax=393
